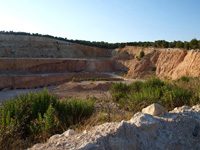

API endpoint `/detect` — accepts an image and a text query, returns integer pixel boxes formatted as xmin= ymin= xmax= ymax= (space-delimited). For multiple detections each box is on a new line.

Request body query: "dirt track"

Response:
xmin=0 ymin=86 xmax=56 ymax=104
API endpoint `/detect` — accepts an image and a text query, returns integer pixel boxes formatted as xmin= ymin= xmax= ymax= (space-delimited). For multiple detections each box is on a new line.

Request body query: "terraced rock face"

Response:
xmin=0 ymin=34 xmax=200 ymax=88
xmin=0 ymin=34 xmax=114 ymax=58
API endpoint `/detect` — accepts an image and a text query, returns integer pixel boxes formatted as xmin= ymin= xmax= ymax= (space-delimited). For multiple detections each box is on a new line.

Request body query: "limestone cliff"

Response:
xmin=0 ymin=34 xmax=113 ymax=58
xmin=117 ymin=47 xmax=200 ymax=79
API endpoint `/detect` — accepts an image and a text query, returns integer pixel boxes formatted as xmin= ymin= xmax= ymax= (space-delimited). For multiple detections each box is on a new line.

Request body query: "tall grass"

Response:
xmin=0 ymin=88 xmax=94 ymax=149
xmin=110 ymin=77 xmax=200 ymax=112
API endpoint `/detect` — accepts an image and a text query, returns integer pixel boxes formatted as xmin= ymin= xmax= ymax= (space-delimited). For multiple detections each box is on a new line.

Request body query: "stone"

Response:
xmin=83 ymin=130 xmax=88 ymax=134
xmin=79 ymin=142 xmax=96 ymax=150
xmin=49 ymin=134 xmax=60 ymax=143
xmin=142 ymin=103 xmax=165 ymax=116
xmin=63 ymin=129 xmax=74 ymax=137
xmin=130 ymin=112 xmax=159 ymax=130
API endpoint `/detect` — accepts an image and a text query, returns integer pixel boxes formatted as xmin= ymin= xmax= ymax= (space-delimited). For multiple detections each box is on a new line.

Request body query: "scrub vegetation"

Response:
xmin=0 ymin=88 xmax=94 ymax=149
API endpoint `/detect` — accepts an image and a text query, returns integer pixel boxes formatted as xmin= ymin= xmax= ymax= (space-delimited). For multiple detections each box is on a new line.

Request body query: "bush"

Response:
xmin=110 ymin=82 xmax=130 ymax=95
xmin=152 ymin=67 xmax=156 ymax=72
xmin=139 ymin=50 xmax=145 ymax=58
xmin=136 ymin=56 xmax=141 ymax=61
xmin=178 ymin=76 xmax=190 ymax=82
xmin=110 ymin=78 xmax=200 ymax=112
xmin=72 ymin=77 xmax=77 ymax=82
xmin=0 ymin=88 xmax=94 ymax=149
xmin=146 ymin=77 xmax=164 ymax=87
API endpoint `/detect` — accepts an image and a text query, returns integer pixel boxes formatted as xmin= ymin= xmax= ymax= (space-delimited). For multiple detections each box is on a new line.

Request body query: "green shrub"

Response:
xmin=72 ymin=77 xmax=77 ymax=82
xmin=178 ymin=76 xmax=190 ymax=82
xmin=136 ymin=56 xmax=141 ymax=61
xmin=0 ymin=88 xmax=94 ymax=149
xmin=110 ymin=82 xmax=130 ymax=95
xmin=152 ymin=67 xmax=156 ymax=72
xmin=139 ymin=50 xmax=145 ymax=58
xmin=112 ymin=92 xmax=125 ymax=102
xmin=110 ymin=78 xmax=200 ymax=112
xmin=129 ymin=81 xmax=144 ymax=92
xmin=145 ymin=77 xmax=164 ymax=87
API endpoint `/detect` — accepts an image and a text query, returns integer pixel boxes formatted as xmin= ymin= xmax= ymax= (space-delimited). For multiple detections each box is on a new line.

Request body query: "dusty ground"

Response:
xmin=0 ymin=86 xmax=57 ymax=105
xmin=0 ymin=73 xmax=142 ymax=103
xmin=49 ymin=73 xmax=143 ymax=99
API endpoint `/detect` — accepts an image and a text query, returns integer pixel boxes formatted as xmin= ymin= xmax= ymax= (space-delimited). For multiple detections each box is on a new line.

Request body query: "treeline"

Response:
xmin=0 ymin=31 xmax=200 ymax=50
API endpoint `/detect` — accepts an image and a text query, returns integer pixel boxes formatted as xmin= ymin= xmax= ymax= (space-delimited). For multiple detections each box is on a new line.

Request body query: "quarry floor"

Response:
xmin=0 ymin=73 xmax=142 ymax=104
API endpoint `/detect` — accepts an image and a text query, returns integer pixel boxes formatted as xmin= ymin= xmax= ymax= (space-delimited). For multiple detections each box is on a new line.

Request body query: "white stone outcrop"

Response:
xmin=29 ymin=104 xmax=200 ymax=150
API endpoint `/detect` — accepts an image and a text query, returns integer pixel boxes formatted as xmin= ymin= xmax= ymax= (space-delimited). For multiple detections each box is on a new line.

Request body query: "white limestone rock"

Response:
xmin=63 ymin=129 xmax=74 ymax=137
xmin=83 ymin=130 xmax=88 ymax=134
xmin=142 ymin=103 xmax=165 ymax=116
xmin=48 ymin=134 xmax=60 ymax=143
xmin=130 ymin=112 xmax=159 ymax=130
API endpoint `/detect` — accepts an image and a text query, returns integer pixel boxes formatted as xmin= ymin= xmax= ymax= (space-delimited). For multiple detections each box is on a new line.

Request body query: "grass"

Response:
xmin=110 ymin=77 xmax=200 ymax=113
xmin=0 ymin=88 xmax=94 ymax=149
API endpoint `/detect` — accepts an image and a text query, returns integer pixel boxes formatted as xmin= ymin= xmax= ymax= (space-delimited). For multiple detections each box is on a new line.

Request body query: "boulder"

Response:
xmin=142 ymin=103 xmax=165 ymax=116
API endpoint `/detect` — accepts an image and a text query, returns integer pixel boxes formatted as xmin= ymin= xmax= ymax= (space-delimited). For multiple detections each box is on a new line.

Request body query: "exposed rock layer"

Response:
xmin=0 ymin=73 xmax=112 ymax=89
xmin=0 ymin=58 xmax=115 ymax=74
xmin=0 ymin=34 xmax=114 ymax=58
xmin=1 ymin=34 xmax=200 ymax=88
xmin=122 ymin=47 xmax=200 ymax=79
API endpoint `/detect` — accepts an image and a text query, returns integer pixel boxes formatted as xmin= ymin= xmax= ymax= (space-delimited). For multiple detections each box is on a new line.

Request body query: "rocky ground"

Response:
xmin=29 ymin=104 xmax=200 ymax=150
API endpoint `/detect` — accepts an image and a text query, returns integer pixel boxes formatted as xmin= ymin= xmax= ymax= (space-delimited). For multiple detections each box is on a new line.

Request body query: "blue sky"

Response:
xmin=0 ymin=0 xmax=199 ymax=43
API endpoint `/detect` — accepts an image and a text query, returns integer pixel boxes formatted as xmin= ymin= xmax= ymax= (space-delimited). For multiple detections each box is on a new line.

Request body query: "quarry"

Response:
xmin=0 ymin=34 xmax=200 ymax=150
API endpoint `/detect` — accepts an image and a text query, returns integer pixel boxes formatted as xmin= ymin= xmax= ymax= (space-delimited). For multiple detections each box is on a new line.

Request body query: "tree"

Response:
xmin=176 ymin=41 xmax=184 ymax=48
xmin=184 ymin=41 xmax=189 ymax=50
xmin=189 ymin=38 xmax=198 ymax=49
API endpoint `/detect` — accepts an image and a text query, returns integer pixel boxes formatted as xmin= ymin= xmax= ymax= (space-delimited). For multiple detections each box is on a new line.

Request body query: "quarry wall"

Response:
xmin=122 ymin=47 xmax=200 ymax=79
xmin=0 ymin=73 xmax=112 ymax=89
xmin=0 ymin=34 xmax=200 ymax=90
xmin=0 ymin=58 xmax=115 ymax=74
xmin=0 ymin=34 xmax=114 ymax=58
